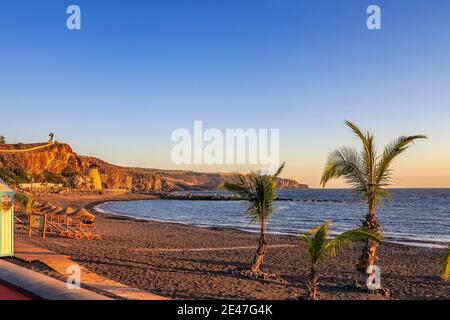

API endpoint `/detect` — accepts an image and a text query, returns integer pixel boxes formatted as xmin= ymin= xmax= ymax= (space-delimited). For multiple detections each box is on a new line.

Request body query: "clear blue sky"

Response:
xmin=1 ymin=0 xmax=449 ymax=187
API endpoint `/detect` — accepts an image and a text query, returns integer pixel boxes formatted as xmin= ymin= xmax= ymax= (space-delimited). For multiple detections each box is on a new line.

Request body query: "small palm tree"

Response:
xmin=442 ymin=243 xmax=450 ymax=281
xmin=300 ymin=221 xmax=383 ymax=300
xmin=321 ymin=121 xmax=426 ymax=285
xmin=25 ymin=194 xmax=35 ymax=215
xmin=223 ymin=163 xmax=285 ymax=274
xmin=14 ymin=192 xmax=34 ymax=214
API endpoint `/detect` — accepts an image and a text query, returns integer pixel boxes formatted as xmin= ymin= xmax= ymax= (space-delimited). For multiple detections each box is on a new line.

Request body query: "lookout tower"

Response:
xmin=0 ymin=178 xmax=15 ymax=257
xmin=86 ymin=165 xmax=103 ymax=191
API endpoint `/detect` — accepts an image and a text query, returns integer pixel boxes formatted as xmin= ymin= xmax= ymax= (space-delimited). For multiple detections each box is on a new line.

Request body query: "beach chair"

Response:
xmin=44 ymin=216 xmax=87 ymax=240
xmin=14 ymin=216 xmax=24 ymax=224
xmin=46 ymin=216 xmax=101 ymax=240
xmin=66 ymin=224 xmax=102 ymax=240
xmin=45 ymin=207 xmax=63 ymax=225
xmin=40 ymin=206 xmax=101 ymax=240
xmin=45 ymin=218 xmax=68 ymax=236
xmin=50 ymin=208 xmax=73 ymax=228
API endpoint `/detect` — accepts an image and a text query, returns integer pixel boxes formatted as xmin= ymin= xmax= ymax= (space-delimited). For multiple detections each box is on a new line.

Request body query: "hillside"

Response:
xmin=0 ymin=142 xmax=308 ymax=192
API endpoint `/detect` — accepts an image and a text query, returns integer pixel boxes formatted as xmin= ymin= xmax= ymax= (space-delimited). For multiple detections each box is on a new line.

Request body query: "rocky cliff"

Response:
xmin=0 ymin=142 xmax=308 ymax=192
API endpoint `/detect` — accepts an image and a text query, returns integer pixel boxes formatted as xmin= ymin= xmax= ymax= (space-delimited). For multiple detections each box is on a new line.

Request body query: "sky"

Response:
xmin=0 ymin=0 xmax=449 ymax=188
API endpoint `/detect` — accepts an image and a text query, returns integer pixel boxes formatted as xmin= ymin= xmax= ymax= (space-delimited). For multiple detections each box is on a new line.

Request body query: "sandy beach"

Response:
xmin=12 ymin=193 xmax=450 ymax=300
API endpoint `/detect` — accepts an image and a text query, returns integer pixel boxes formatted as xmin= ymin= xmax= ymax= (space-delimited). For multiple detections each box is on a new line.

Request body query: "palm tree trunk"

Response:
xmin=308 ymin=266 xmax=319 ymax=300
xmin=250 ymin=221 xmax=267 ymax=273
xmin=356 ymin=203 xmax=380 ymax=287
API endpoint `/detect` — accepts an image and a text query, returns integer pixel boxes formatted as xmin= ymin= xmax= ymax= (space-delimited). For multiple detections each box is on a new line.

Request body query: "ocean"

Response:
xmin=95 ymin=189 xmax=450 ymax=248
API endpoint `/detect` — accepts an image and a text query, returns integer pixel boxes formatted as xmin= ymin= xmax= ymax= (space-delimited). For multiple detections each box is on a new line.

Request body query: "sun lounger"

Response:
xmin=45 ymin=218 xmax=102 ymax=240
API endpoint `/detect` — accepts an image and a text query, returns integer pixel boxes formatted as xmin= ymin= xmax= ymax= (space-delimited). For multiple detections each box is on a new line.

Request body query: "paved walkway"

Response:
xmin=0 ymin=259 xmax=111 ymax=300
xmin=14 ymin=242 xmax=71 ymax=263
xmin=14 ymin=241 xmax=167 ymax=300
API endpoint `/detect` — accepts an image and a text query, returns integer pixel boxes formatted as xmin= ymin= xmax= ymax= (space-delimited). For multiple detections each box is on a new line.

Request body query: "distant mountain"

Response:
xmin=0 ymin=142 xmax=308 ymax=192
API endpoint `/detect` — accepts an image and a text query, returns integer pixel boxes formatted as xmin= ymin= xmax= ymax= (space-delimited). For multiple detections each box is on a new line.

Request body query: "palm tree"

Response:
xmin=320 ymin=120 xmax=426 ymax=286
xmin=442 ymin=243 xmax=450 ymax=281
xmin=300 ymin=221 xmax=383 ymax=300
xmin=0 ymin=136 xmax=5 ymax=144
xmin=223 ymin=163 xmax=285 ymax=274
xmin=14 ymin=192 xmax=34 ymax=215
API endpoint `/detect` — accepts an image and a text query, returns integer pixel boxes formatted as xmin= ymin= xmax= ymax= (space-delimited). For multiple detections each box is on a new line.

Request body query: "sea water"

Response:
xmin=96 ymin=189 xmax=450 ymax=248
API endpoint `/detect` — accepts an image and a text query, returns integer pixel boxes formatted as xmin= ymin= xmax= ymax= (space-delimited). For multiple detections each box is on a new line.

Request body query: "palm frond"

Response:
xmin=223 ymin=163 xmax=284 ymax=223
xmin=320 ymin=147 xmax=366 ymax=190
xmin=14 ymin=192 xmax=34 ymax=214
xmin=322 ymin=121 xmax=427 ymax=207
xmin=222 ymin=181 xmax=251 ymax=200
xmin=272 ymin=162 xmax=286 ymax=178
xmin=300 ymin=221 xmax=331 ymax=266
xmin=345 ymin=120 xmax=376 ymax=182
xmin=376 ymin=135 xmax=428 ymax=187
xmin=326 ymin=227 xmax=383 ymax=256
xmin=344 ymin=120 xmax=367 ymax=147
xmin=300 ymin=222 xmax=382 ymax=267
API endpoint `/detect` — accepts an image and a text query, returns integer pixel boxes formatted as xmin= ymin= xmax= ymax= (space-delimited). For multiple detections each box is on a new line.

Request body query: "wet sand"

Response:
xmin=14 ymin=193 xmax=450 ymax=300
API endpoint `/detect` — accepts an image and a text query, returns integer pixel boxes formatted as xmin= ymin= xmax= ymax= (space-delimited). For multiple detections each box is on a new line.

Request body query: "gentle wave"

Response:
xmin=95 ymin=189 xmax=450 ymax=249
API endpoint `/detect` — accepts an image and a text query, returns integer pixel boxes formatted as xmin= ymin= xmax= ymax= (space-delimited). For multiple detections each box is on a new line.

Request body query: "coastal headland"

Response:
xmin=0 ymin=142 xmax=307 ymax=193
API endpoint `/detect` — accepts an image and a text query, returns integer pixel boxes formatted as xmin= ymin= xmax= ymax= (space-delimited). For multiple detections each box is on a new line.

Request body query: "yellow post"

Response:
xmin=0 ymin=179 xmax=15 ymax=257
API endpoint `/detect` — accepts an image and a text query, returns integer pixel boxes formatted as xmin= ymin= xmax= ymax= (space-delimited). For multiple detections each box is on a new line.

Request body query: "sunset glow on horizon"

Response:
xmin=1 ymin=0 xmax=449 ymax=188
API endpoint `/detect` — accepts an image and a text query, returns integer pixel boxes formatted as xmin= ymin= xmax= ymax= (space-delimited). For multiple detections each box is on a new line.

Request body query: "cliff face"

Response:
xmin=0 ymin=143 xmax=308 ymax=192
xmin=0 ymin=143 xmax=73 ymax=176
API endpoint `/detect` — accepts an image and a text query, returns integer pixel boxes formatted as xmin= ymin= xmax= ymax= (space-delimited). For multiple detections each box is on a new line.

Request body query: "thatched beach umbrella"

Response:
xmin=39 ymin=202 xmax=54 ymax=210
xmin=70 ymin=208 xmax=95 ymax=223
xmin=40 ymin=204 xmax=57 ymax=213
xmin=55 ymin=207 xmax=75 ymax=217
xmin=47 ymin=206 xmax=63 ymax=215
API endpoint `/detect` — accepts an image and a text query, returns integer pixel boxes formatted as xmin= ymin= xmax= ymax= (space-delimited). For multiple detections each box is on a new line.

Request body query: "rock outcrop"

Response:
xmin=0 ymin=142 xmax=308 ymax=192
